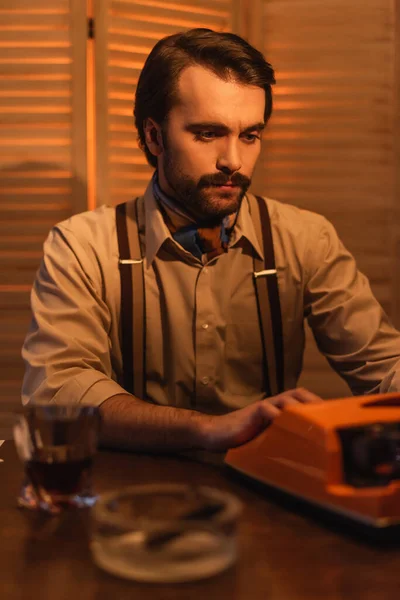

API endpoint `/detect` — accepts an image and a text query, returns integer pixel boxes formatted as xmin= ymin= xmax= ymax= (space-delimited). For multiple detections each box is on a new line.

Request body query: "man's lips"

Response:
xmin=209 ymin=183 xmax=239 ymax=189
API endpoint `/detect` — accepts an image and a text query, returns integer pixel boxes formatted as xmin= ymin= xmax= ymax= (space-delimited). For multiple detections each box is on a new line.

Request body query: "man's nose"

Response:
xmin=216 ymin=142 xmax=242 ymax=174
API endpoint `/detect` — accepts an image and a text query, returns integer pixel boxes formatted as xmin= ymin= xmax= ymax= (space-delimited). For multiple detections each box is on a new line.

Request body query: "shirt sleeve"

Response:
xmin=21 ymin=225 xmax=128 ymax=406
xmin=303 ymin=216 xmax=400 ymax=395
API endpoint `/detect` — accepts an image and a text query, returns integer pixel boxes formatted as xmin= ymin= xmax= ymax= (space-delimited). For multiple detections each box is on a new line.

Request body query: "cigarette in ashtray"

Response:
xmin=145 ymin=499 xmax=225 ymax=549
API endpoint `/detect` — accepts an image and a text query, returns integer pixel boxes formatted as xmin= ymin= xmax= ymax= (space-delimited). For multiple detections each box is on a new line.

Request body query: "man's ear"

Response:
xmin=143 ymin=118 xmax=163 ymax=157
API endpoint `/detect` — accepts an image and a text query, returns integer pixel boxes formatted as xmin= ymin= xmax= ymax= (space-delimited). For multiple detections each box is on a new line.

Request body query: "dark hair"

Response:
xmin=134 ymin=28 xmax=276 ymax=168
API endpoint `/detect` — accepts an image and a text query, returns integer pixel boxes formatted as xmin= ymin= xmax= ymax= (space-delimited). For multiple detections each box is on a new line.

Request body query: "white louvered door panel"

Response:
xmin=251 ymin=0 xmax=397 ymax=397
xmin=0 ymin=0 xmax=87 ymax=405
xmin=94 ymin=0 xmax=235 ymax=207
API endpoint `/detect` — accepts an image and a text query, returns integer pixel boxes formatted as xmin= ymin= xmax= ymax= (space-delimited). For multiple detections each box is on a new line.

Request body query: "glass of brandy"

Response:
xmin=13 ymin=404 xmax=100 ymax=514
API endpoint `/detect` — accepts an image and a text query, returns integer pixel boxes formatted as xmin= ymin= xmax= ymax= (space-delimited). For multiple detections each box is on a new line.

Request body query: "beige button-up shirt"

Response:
xmin=22 ymin=180 xmax=400 ymax=411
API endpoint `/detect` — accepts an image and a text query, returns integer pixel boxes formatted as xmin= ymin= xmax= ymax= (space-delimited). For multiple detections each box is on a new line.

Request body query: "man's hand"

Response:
xmin=201 ymin=388 xmax=322 ymax=452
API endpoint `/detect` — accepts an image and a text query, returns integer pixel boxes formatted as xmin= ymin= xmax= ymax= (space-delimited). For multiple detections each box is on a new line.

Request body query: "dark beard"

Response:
xmin=162 ymin=152 xmax=251 ymax=224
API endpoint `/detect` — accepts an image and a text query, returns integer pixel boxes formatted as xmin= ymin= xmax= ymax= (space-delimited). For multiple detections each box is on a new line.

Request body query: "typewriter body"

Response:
xmin=225 ymin=393 xmax=400 ymax=527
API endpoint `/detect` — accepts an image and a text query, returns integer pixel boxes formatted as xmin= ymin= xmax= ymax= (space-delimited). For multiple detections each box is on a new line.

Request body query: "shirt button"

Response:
xmin=201 ymin=376 xmax=210 ymax=386
xmin=201 ymin=323 xmax=209 ymax=330
xmin=203 ymin=267 xmax=209 ymax=274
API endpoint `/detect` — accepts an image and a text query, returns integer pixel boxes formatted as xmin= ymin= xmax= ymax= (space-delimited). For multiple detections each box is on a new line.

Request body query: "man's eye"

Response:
xmin=242 ymin=133 xmax=261 ymax=143
xmin=194 ymin=131 xmax=217 ymax=141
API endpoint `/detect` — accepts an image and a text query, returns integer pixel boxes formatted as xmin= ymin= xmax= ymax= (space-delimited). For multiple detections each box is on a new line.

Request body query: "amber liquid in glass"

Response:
xmin=26 ymin=457 xmax=92 ymax=497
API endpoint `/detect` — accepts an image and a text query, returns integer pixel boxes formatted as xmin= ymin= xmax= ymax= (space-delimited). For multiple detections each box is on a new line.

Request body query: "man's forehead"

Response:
xmin=173 ymin=65 xmax=265 ymax=121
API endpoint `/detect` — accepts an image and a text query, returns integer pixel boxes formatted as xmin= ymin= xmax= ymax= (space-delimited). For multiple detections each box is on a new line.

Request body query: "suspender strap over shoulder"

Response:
xmin=249 ymin=195 xmax=285 ymax=396
xmin=116 ymin=199 xmax=145 ymax=398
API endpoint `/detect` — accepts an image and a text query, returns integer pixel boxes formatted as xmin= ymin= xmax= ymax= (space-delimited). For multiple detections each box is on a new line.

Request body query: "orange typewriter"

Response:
xmin=225 ymin=393 xmax=400 ymax=527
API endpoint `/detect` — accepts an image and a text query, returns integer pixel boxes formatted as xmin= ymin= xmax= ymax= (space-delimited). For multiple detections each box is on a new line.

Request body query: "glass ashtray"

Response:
xmin=90 ymin=483 xmax=242 ymax=583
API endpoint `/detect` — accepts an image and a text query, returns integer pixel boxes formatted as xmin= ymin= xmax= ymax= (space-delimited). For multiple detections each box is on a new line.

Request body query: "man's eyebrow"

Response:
xmin=185 ymin=122 xmax=265 ymax=133
xmin=242 ymin=122 xmax=266 ymax=133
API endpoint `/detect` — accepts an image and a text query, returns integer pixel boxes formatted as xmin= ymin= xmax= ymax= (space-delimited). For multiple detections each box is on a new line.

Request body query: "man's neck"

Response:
xmin=153 ymin=173 xmax=196 ymax=226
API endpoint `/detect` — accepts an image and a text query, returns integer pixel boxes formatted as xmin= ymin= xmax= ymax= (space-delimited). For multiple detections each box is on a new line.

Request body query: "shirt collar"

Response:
xmin=230 ymin=194 xmax=264 ymax=261
xmin=143 ymin=175 xmax=175 ymax=266
xmin=143 ymin=174 xmax=264 ymax=265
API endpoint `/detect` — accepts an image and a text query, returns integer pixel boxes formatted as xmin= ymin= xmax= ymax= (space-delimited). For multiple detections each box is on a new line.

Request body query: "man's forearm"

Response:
xmin=99 ymin=393 xmax=211 ymax=452
xmin=98 ymin=388 xmax=317 ymax=453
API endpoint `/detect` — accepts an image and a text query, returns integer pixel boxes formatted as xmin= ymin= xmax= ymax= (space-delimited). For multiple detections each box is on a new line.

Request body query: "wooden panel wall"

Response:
xmin=0 ymin=0 xmax=86 ymax=404
xmin=250 ymin=0 xmax=397 ymax=397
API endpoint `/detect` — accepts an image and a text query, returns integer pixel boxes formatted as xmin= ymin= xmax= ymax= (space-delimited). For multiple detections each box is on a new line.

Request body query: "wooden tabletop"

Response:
xmin=1 ymin=441 xmax=400 ymax=600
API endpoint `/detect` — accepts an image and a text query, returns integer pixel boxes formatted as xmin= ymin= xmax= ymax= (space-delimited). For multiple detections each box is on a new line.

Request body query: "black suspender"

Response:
xmin=116 ymin=194 xmax=284 ymax=399
xmin=250 ymin=195 xmax=284 ymax=396
xmin=115 ymin=199 xmax=145 ymax=398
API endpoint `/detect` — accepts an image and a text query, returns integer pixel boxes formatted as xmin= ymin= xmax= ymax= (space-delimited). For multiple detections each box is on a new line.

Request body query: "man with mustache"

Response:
xmin=22 ymin=29 xmax=400 ymax=454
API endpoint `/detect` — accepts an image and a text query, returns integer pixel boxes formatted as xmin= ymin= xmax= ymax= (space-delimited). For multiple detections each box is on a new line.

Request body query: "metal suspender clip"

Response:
xmin=119 ymin=259 xmax=143 ymax=265
xmin=253 ymin=269 xmax=277 ymax=279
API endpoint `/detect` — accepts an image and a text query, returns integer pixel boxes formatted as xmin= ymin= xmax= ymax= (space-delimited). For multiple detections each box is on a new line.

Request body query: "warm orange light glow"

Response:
xmin=108 ymin=107 xmax=137 ymax=117
xmin=109 ymin=43 xmax=152 ymax=54
xmin=108 ymin=59 xmax=145 ymax=69
xmin=0 ymin=170 xmax=71 ymax=178
xmin=0 ymin=187 xmax=70 ymax=194
xmin=1 ymin=235 xmax=47 ymax=243
xmin=110 ymin=169 xmax=150 ymax=178
xmin=0 ymin=155 xmax=70 ymax=164
xmin=0 ymin=58 xmax=71 ymax=64
xmin=111 ymin=11 xmax=226 ymax=30
xmin=0 ymin=140 xmax=70 ymax=147
xmin=0 ymin=25 xmax=68 ymax=32
xmin=0 ymin=91 xmax=70 ymax=98
xmin=1 ymin=203 xmax=70 ymax=211
xmin=0 ymin=285 xmax=33 ymax=293
xmin=1 ymin=74 xmax=69 ymax=81
xmin=0 ymin=106 xmax=71 ymax=114
xmin=114 ymin=0 xmax=228 ymax=18
xmin=108 ymin=91 xmax=134 ymax=100
xmin=108 ymin=74 xmax=138 ymax=85
xmin=0 ymin=251 xmax=42 ymax=259
xmin=108 ymin=140 xmax=140 ymax=149
xmin=109 ymin=123 xmax=136 ymax=132
xmin=109 ymin=26 xmax=169 ymax=40
xmin=0 ymin=42 xmax=69 ymax=48
xmin=0 ymin=9 xmax=67 ymax=15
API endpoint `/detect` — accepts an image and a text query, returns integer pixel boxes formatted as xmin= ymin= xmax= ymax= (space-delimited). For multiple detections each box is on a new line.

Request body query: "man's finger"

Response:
xmin=266 ymin=393 xmax=300 ymax=408
xmin=290 ymin=387 xmax=322 ymax=403
xmin=258 ymin=401 xmax=281 ymax=422
xmin=273 ymin=396 xmax=299 ymax=409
